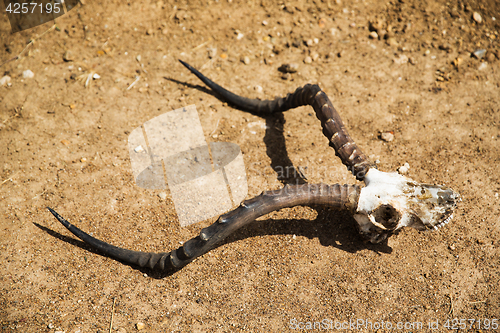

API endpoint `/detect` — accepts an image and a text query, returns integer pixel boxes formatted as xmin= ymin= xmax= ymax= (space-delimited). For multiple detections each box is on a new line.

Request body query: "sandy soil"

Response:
xmin=1 ymin=0 xmax=500 ymax=332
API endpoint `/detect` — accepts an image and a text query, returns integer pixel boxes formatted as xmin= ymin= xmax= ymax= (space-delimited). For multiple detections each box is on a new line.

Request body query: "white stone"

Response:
xmin=398 ymin=162 xmax=410 ymax=174
xmin=23 ymin=70 xmax=34 ymax=79
xmin=0 ymin=75 xmax=11 ymax=86
xmin=478 ymin=62 xmax=488 ymax=71
xmin=473 ymin=12 xmax=482 ymax=24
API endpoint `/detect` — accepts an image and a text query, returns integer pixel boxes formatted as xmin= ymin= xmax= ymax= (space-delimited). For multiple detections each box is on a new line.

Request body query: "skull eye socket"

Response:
xmin=372 ymin=204 xmax=401 ymax=230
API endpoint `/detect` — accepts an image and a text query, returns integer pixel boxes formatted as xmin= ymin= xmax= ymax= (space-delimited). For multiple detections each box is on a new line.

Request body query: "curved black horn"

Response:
xmin=179 ymin=60 xmax=375 ymax=180
xmin=48 ymin=183 xmax=360 ymax=271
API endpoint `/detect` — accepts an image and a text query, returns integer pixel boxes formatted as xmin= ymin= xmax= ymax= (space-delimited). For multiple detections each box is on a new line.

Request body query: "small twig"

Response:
xmin=32 ymin=189 xmax=47 ymax=200
xmin=1 ymin=172 xmax=18 ymax=185
xmin=127 ymin=76 xmax=141 ymax=90
xmin=75 ymin=71 xmax=96 ymax=88
xmin=447 ymin=294 xmax=454 ymax=316
xmin=210 ymin=118 xmax=221 ymax=136
xmin=109 ymin=297 xmax=116 ymax=333
xmin=192 ymin=38 xmax=213 ymax=51
xmin=0 ymin=24 xmax=56 ymax=68
xmin=2 ymin=113 xmax=19 ymax=124
xmin=200 ymin=59 xmax=214 ymax=71
xmin=95 ymin=151 xmax=103 ymax=161
xmin=468 ymin=300 xmax=486 ymax=304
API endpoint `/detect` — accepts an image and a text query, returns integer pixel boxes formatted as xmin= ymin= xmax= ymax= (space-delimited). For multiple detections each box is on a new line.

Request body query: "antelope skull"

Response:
xmin=354 ymin=169 xmax=460 ymax=243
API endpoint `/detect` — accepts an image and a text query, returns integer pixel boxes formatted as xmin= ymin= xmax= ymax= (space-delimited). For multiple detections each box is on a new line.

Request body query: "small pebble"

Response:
xmin=291 ymin=38 xmax=302 ymax=48
xmin=136 ymin=55 xmax=142 ymax=62
xmin=393 ymin=54 xmax=408 ymax=65
xmin=486 ymin=52 xmax=496 ymax=62
xmin=380 ymin=131 xmax=394 ymax=142
xmin=254 ymin=85 xmax=263 ymax=93
xmin=134 ymin=145 xmax=144 ymax=153
xmin=306 ymin=39 xmax=314 ymax=47
xmin=236 ymin=32 xmax=244 ymax=40
xmin=92 ymin=73 xmax=100 ymax=79
xmin=80 ymin=157 xmax=87 ymax=163
xmin=386 ymin=37 xmax=398 ymax=47
xmin=272 ymin=45 xmax=283 ymax=54
xmin=369 ymin=31 xmax=378 ymax=39
xmin=378 ymin=29 xmax=388 ymax=39
xmin=158 ymin=192 xmax=167 ymax=200
xmin=63 ymin=50 xmax=74 ymax=61
xmin=262 ymin=20 xmax=268 ymax=26
xmin=398 ymin=162 xmax=410 ymax=174
xmin=439 ymin=43 xmax=453 ymax=53
xmin=450 ymin=8 xmax=460 ymax=18
xmin=48 ymin=323 xmax=55 ymax=329
xmin=472 ymin=49 xmax=486 ymax=59
xmin=241 ymin=56 xmax=250 ymax=65
xmin=146 ymin=28 xmax=154 ymax=35
xmin=478 ymin=62 xmax=488 ymax=71
xmin=311 ymin=52 xmax=319 ymax=61
xmin=0 ymin=75 xmax=11 ymax=86
xmin=452 ymin=57 xmax=463 ymax=67
xmin=368 ymin=19 xmax=384 ymax=33
xmin=449 ymin=244 xmax=456 ymax=250
xmin=279 ymin=63 xmax=299 ymax=73
xmin=136 ymin=322 xmax=145 ymax=330
xmin=23 ymin=69 xmax=34 ymax=79
xmin=281 ymin=73 xmax=291 ymax=80
xmin=408 ymin=57 xmax=416 ymax=65
xmin=472 ymin=12 xmax=482 ymax=24
xmin=162 ymin=28 xmax=169 ymax=35
xmin=303 ymin=56 xmax=312 ymax=64
xmin=207 ymin=47 xmax=217 ymax=59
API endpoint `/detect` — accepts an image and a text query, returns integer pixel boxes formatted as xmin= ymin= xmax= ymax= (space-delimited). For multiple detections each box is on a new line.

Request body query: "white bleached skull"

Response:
xmin=353 ymin=169 xmax=460 ymax=243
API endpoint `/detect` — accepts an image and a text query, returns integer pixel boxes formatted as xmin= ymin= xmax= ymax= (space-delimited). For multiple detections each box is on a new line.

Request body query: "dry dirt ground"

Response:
xmin=1 ymin=0 xmax=500 ymax=332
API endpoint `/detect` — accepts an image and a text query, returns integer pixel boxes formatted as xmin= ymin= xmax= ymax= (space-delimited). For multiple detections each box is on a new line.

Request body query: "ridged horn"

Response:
xmin=179 ymin=60 xmax=375 ymax=180
xmin=48 ymin=183 xmax=360 ymax=270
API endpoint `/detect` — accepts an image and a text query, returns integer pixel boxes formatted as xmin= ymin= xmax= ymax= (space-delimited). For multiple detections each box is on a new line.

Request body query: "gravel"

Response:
xmin=0 ymin=75 xmax=11 ymax=86
xmin=472 ymin=12 xmax=482 ymax=24
xmin=279 ymin=63 xmax=299 ymax=73
xmin=22 ymin=70 xmax=34 ymax=79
